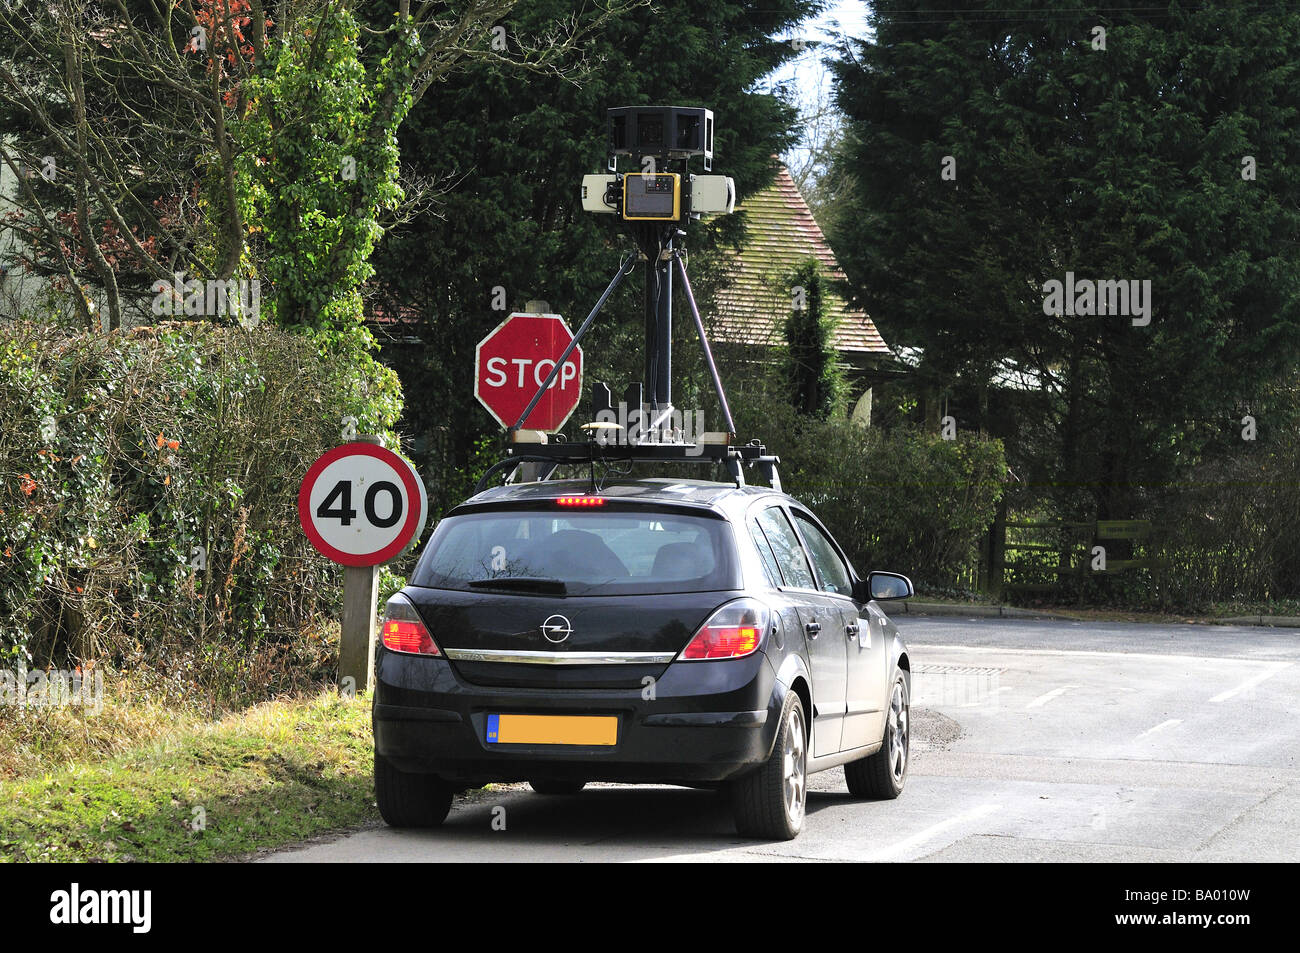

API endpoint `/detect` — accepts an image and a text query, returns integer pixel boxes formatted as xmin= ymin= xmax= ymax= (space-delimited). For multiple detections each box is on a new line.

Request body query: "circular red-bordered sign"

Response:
xmin=299 ymin=443 xmax=427 ymax=567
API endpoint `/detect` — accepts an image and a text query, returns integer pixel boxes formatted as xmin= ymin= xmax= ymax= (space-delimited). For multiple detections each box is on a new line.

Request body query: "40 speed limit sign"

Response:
xmin=298 ymin=443 xmax=428 ymax=566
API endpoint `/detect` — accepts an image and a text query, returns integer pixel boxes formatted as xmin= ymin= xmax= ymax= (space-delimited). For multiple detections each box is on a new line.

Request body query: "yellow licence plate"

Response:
xmin=486 ymin=714 xmax=618 ymax=746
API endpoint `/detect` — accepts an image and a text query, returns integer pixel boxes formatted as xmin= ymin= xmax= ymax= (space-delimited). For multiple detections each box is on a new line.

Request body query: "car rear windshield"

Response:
xmin=411 ymin=507 xmax=739 ymax=595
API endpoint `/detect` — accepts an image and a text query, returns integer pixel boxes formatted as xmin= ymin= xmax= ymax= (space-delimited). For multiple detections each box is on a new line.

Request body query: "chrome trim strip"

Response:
xmin=443 ymin=648 xmax=677 ymax=665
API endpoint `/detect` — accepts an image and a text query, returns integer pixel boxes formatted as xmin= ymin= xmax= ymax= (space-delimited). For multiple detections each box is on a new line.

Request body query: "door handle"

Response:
xmin=804 ymin=621 xmax=821 ymax=637
xmin=846 ymin=623 xmax=859 ymax=638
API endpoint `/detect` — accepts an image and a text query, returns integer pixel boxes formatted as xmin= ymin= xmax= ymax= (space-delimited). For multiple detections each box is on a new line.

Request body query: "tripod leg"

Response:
xmin=510 ymin=249 xmax=639 ymax=432
xmin=675 ymin=253 xmax=737 ymax=436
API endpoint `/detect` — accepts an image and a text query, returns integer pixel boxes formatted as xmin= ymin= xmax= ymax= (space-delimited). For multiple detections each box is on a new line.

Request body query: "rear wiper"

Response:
xmin=467 ymin=577 xmax=567 ymax=595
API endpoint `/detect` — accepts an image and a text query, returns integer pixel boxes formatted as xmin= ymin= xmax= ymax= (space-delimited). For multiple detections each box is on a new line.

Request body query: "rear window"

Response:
xmin=411 ymin=507 xmax=739 ymax=595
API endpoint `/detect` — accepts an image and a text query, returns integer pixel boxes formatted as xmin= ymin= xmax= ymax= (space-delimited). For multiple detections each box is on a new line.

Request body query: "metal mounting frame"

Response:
xmin=474 ymin=440 xmax=781 ymax=495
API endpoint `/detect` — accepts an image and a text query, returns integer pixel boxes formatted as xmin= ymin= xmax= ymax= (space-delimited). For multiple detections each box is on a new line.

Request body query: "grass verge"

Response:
xmin=0 ymin=690 xmax=377 ymax=862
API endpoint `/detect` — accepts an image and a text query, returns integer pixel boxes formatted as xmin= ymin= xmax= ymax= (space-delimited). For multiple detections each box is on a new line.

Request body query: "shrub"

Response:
xmin=748 ymin=404 xmax=1008 ymax=587
xmin=1143 ymin=439 xmax=1300 ymax=609
xmin=782 ymin=258 xmax=844 ymax=420
xmin=0 ymin=322 xmax=402 ymax=701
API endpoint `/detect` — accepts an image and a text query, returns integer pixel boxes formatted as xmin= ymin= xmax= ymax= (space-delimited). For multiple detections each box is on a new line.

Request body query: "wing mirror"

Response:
xmin=855 ymin=571 xmax=914 ymax=602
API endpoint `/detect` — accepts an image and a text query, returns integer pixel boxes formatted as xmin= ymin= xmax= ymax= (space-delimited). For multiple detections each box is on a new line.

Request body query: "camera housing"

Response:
xmin=607 ymin=106 xmax=713 ymax=168
xmin=582 ymin=173 xmax=734 ymax=219
xmin=583 ymin=106 xmax=731 ymax=223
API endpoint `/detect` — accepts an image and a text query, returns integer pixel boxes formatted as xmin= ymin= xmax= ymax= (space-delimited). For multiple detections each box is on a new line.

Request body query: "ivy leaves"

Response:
xmin=234 ymin=9 xmax=417 ymax=340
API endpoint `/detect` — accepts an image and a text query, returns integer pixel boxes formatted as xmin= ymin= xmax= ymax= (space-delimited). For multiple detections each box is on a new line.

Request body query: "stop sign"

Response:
xmin=475 ymin=313 xmax=584 ymax=432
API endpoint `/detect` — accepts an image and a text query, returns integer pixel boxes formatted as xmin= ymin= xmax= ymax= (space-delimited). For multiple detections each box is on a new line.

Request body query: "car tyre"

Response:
xmin=730 ymin=691 xmax=806 ymax=840
xmin=845 ymin=670 xmax=909 ymax=799
xmin=375 ymin=753 xmax=454 ymax=827
xmin=528 ymin=779 xmax=586 ymax=795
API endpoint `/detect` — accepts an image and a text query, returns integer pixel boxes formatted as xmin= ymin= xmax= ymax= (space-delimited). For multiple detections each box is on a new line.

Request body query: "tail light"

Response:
xmin=381 ymin=594 xmax=441 ymax=656
xmin=556 ymin=494 xmax=604 ymax=507
xmin=680 ymin=598 xmax=771 ymax=661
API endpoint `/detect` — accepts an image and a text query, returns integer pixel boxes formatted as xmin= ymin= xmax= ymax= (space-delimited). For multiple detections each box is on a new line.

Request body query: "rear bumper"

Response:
xmin=373 ymin=648 xmax=783 ymax=784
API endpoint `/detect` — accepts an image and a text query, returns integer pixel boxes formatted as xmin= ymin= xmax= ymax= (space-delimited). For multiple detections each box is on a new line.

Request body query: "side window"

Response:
xmin=755 ymin=506 xmax=817 ymax=590
xmin=748 ymin=521 xmax=785 ymax=588
xmin=793 ymin=512 xmax=853 ymax=595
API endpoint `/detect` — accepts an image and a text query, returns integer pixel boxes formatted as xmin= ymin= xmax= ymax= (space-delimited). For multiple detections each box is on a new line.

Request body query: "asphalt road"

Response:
xmin=265 ymin=617 xmax=1300 ymax=862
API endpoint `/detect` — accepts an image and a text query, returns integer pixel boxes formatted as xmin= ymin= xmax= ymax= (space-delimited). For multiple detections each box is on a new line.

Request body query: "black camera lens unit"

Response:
xmin=607 ymin=105 xmax=714 ymax=170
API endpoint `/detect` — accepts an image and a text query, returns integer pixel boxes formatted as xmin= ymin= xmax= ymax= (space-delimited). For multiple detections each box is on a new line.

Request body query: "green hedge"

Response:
xmin=0 ymin=322 xmax=402 ymax=698
xmin=1142 ymin=440 xmax=1300 ymax=609
xmin=745 ymin=405 xmax=1008 ymax=588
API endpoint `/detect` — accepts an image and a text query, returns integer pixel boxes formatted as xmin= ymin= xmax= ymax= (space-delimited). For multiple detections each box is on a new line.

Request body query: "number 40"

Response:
xmin=316 ymin=480 xmax=403 ymax=527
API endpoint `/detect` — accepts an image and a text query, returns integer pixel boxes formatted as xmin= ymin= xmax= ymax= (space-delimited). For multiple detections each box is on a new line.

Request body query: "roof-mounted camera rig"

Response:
xmin=580 ymin=106 xmax=734 ymax=223
xmin=481 ymin=106 xmax=779 ymax=494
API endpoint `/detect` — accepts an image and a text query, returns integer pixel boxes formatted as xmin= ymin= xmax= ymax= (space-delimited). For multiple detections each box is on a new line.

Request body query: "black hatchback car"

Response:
xmin=373 ymin=477 xmax=913 ymax=840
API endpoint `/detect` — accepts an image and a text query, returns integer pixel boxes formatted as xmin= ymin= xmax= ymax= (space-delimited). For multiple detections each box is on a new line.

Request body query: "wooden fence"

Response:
xmin=978 ymin=507 xmax=1153 ymax=597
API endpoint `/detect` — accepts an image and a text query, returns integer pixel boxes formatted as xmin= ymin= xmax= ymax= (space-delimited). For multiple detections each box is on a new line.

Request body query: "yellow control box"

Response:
xmin=623 ymin=173 xmax=681 ymax=221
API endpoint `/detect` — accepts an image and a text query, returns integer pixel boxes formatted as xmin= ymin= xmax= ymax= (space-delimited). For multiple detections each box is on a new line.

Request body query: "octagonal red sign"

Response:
xmin=474 ymin=313 xmax=584 ymax=432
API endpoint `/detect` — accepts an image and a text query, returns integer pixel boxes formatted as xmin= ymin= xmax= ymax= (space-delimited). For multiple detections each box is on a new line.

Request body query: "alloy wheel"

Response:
xmin=888 ymin=679 xmax=909 ymax=782
xmin=783 ymin=705 xmax=807 ymax=824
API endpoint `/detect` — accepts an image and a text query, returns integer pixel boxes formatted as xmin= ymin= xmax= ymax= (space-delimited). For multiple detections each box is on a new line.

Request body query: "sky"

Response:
xmin=763 ymin=0 xmax=873 ymax=174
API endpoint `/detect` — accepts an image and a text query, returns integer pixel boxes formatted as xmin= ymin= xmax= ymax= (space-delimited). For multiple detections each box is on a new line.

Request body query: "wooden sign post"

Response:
xmin=339 ymin=564 xmax=380 ymax=695
xmin=299 ymin=437 xmax=427 ymax=695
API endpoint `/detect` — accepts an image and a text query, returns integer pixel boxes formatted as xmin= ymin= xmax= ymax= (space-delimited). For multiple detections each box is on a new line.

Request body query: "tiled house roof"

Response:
xmin=713 ymin=165 xmax=889 ymax=356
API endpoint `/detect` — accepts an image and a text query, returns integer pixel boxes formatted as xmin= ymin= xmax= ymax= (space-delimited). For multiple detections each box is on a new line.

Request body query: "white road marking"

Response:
xmin=864 ymin=803 xmax=1000 ymax=862
xmin=1136 ymin=718 xmax=1182 ymax=739
xmin=909 ymin=642 xmax=1296 ymax=666
xmin=1208 ymin=663 xmax=1292 ymax=703
xmin=1026 ymin=685 xmax=1078 ymax=709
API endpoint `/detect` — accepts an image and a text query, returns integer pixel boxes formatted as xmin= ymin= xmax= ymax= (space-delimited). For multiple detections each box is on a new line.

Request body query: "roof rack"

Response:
xmin=474 ymin=438 xmax=781 ymax=496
